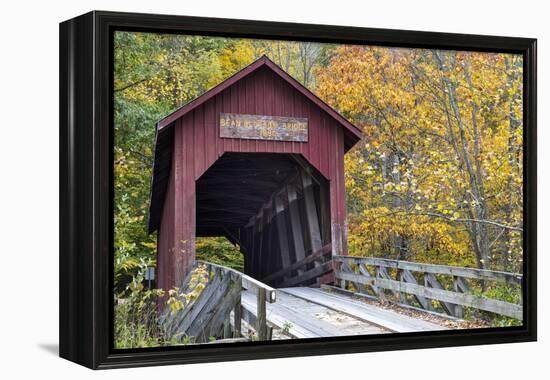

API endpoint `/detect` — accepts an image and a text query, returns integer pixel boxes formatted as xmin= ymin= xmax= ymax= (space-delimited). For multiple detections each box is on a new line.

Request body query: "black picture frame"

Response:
xmin=59 ymin=10 xmax=537 ymax=369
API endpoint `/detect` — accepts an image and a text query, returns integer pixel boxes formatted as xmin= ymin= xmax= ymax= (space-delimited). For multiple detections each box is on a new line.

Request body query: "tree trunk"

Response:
xmin=433 ymin=51 xmax=491 ymax=269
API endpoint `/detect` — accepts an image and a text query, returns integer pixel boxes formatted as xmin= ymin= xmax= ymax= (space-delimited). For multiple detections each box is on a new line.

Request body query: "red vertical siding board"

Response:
xmin=184 ymin=124 xmax=190 ymax=278
xmin=337 ymin=128 xmax=344 ymax=255
xmin=242 ymin=75 xmax=252 ymax=152
xmin=336 ymin=129 xmax=343 ymax=224
xmin=221 ymin=88 xmax=229 ymax=152
xmin=223 ymin=88 xmax=230 ymax=152
xmin=164 ymin=175 xmax=171 ymax=291
xmin=326 ymin=115 xmax=333 ymax=178
xmin=280 ymin=79 xmax=289 ymax=153
xmin=172 ymin=119 xmax=184 ymax=288
xmin=286 ymin=91 xmax=297 ymax=152
xmin=254 ymin=69 xmax=262 ymax=152
xmin=333 ymin=125 xmax=340 ymax=220
xmin=325 ymin=115 xmax=333 ymax=178
xmin=170 ymin=167 xmax=175 ymax=289
xmin=215 ymin=95 xmax=223 ymax=158
xmin=231 ymin=83 xmax=240 ymax=152
xmin=285 ymin=76 xmax=294 ymax=153
xmin=296 ymin=87 xmax=303 ymax=154
xmin=298 ymin=90 xmax=305 ymax=155
xmin=176 ymin=121 xmax=185 ymax=284
xmin=184 ymin=115 xmax=196 ymax=282
xmin=239 ymin=79 xmax=246 ymax=152
xmin=157 ymin=212 xmax=164 ymax=290
xmin=257 ymin=71 xmax=265 ymax=152
xmin=161 ymin=177 xmax=168 ymax=291
xmin=158 ymin=195 xmax=164 ymax=290
xmin=297 ymin=92 xmax=304 ymax=155
xmin=168 ymin=164 xmax=175 ymax=290
xmin=329 ymin=123 xmax=348 ymax=257
xmin=265 ymin=70 xmax=273 ymax=152
xmin=243 ymin=76 xmax=252 ymax=152
xmin=232 ymin=84 xmax=239 ymax=152
xmin=279 ymin=71 xmax=288 ymax=153
xmin=165 ymin=166 xmax=172 ymax=291
xmin=256 ymin=73 xmax=264 ymax=154
xmin=328 ymin=120 xmax=336 ymax=217
xmin=238 ymin=79 xmax=249 ymax=152
xmin=204 ymin=97 xmax=217 ymax=172
xmin=319 ymin=114 xmax=329 ymax=178
xmin=193 ymin=110 xmax=201 ymax=179
xmin=339 ymin=129 xmax=347 ymax=254
xmin=195 ymin=105 xmax=208 ymax=179
xmin=158 ymin=163 xmax=174 ymax=291
xmin=308 ymin=107 xmax=321 ymax=173
xmin=302 ymin=93 xmax=309 ymax=155
xmin=260 ymin=69 xmax=268 ymax=153
xmin=273 ymin=76 xmax=282 ymax=149
xmin=234 ymin=82 xmax=241 ymax=152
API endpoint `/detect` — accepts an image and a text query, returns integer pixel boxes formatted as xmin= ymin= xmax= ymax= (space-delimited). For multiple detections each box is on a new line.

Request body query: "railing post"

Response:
xmin=223 ymin=320 xmax=232 ymax=339
xmin=375 ymin=264 xmax=382 ymax=300
xmin=233 ymin=296 xmax=242 ymax=338
xmin=423 ymin=273 xmax=434 ymax=311
xmin=425 ymin=272 xmax=456 ymax=316
xmin=340 ymin=260 xmax=347 ymax=289
xmin=453 ymin=276 xmax=469 ymax=319
xmin=398 ymin=270 xmax=407 ymax=305
xmin=256 ymin=287 xmax=267 ymax=341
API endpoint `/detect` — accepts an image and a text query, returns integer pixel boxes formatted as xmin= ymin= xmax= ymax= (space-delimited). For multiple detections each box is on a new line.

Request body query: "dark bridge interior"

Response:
xmin=196 ymin=153 xmax=333 ymax=287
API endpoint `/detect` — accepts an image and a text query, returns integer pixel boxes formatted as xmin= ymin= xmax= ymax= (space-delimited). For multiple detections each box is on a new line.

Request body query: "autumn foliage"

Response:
xmin=316 ymin=46 xmax=523 ymax=272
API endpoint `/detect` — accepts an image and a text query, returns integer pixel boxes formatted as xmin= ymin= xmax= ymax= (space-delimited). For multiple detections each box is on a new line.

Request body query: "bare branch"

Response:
xmin=114 ymin=78 xmax=151 ymax=93
xmin=411 ymin=211 xmax=522 ymax=232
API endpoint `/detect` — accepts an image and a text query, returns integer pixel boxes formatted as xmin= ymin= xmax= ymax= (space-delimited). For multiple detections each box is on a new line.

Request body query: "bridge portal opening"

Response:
xmin=196 ymin=152 xmax=331 ymax=287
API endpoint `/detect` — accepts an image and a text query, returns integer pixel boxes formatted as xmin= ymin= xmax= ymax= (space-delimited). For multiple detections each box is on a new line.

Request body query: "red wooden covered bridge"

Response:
xmin=149 ymin=56 xmax=523 ymax=343
xmin=148 ymin=55 xmax=362 ymax=291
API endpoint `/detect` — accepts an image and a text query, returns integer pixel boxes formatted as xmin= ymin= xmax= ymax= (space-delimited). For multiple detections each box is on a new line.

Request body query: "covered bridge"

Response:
xmin=148 ymin=55 xmax=362 ymax=292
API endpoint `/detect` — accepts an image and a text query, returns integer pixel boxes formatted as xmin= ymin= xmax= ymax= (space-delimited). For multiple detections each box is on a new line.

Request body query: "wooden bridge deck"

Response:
xmin=162 ymin=259 xmax=522 ymax=344
xmin=241 ymin=286 xmax=446 ymax=339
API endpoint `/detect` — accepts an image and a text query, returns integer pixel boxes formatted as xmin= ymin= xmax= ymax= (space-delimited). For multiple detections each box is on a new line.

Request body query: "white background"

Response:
xmin=0 ymin=0 xmax=546 ymax=377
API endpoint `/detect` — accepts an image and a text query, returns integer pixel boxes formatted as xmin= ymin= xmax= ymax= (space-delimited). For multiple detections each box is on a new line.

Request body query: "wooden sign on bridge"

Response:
xmin=220 ymin=113 xmax=308 ymax=142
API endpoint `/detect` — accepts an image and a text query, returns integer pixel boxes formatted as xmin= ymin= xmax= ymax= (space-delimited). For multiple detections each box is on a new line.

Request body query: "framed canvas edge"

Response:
xmin=59 ymin=10 xmax=537 ymax=370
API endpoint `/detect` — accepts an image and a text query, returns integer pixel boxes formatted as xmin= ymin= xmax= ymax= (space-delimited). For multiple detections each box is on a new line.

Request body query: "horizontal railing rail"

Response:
xmin=197 ymin=260 xmax=277 ymax=303
xmin=198 ymin=260 xmax=276 ymax=341
xmin=162 ymin=260 xmax=276 ymax=343
xmin=333 ymin=256 xmax=523 ymax=321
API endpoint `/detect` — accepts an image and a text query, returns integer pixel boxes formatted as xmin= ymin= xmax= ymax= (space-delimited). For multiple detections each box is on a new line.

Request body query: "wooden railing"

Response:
xmin=333 ymin=256 xmax=523 ymax=321
xmin=162 ymin=260 xmax=276 ymax=343
xmin=261 ymin=243 xmax=333 ymax=287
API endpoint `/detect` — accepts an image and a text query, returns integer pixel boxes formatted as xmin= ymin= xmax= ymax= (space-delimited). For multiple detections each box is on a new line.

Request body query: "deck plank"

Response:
xmin=242 ymin=290 xmax=349 ymax=338
xmin=241 ymin=290 xmax=388 ymax=338
xmin=280 ymin=287 xmax=448 ymax=333
xmin=242 ymin=290 xmax=321 ymax=338
xmin=275 ymin=292 xmax=384 ymax=336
